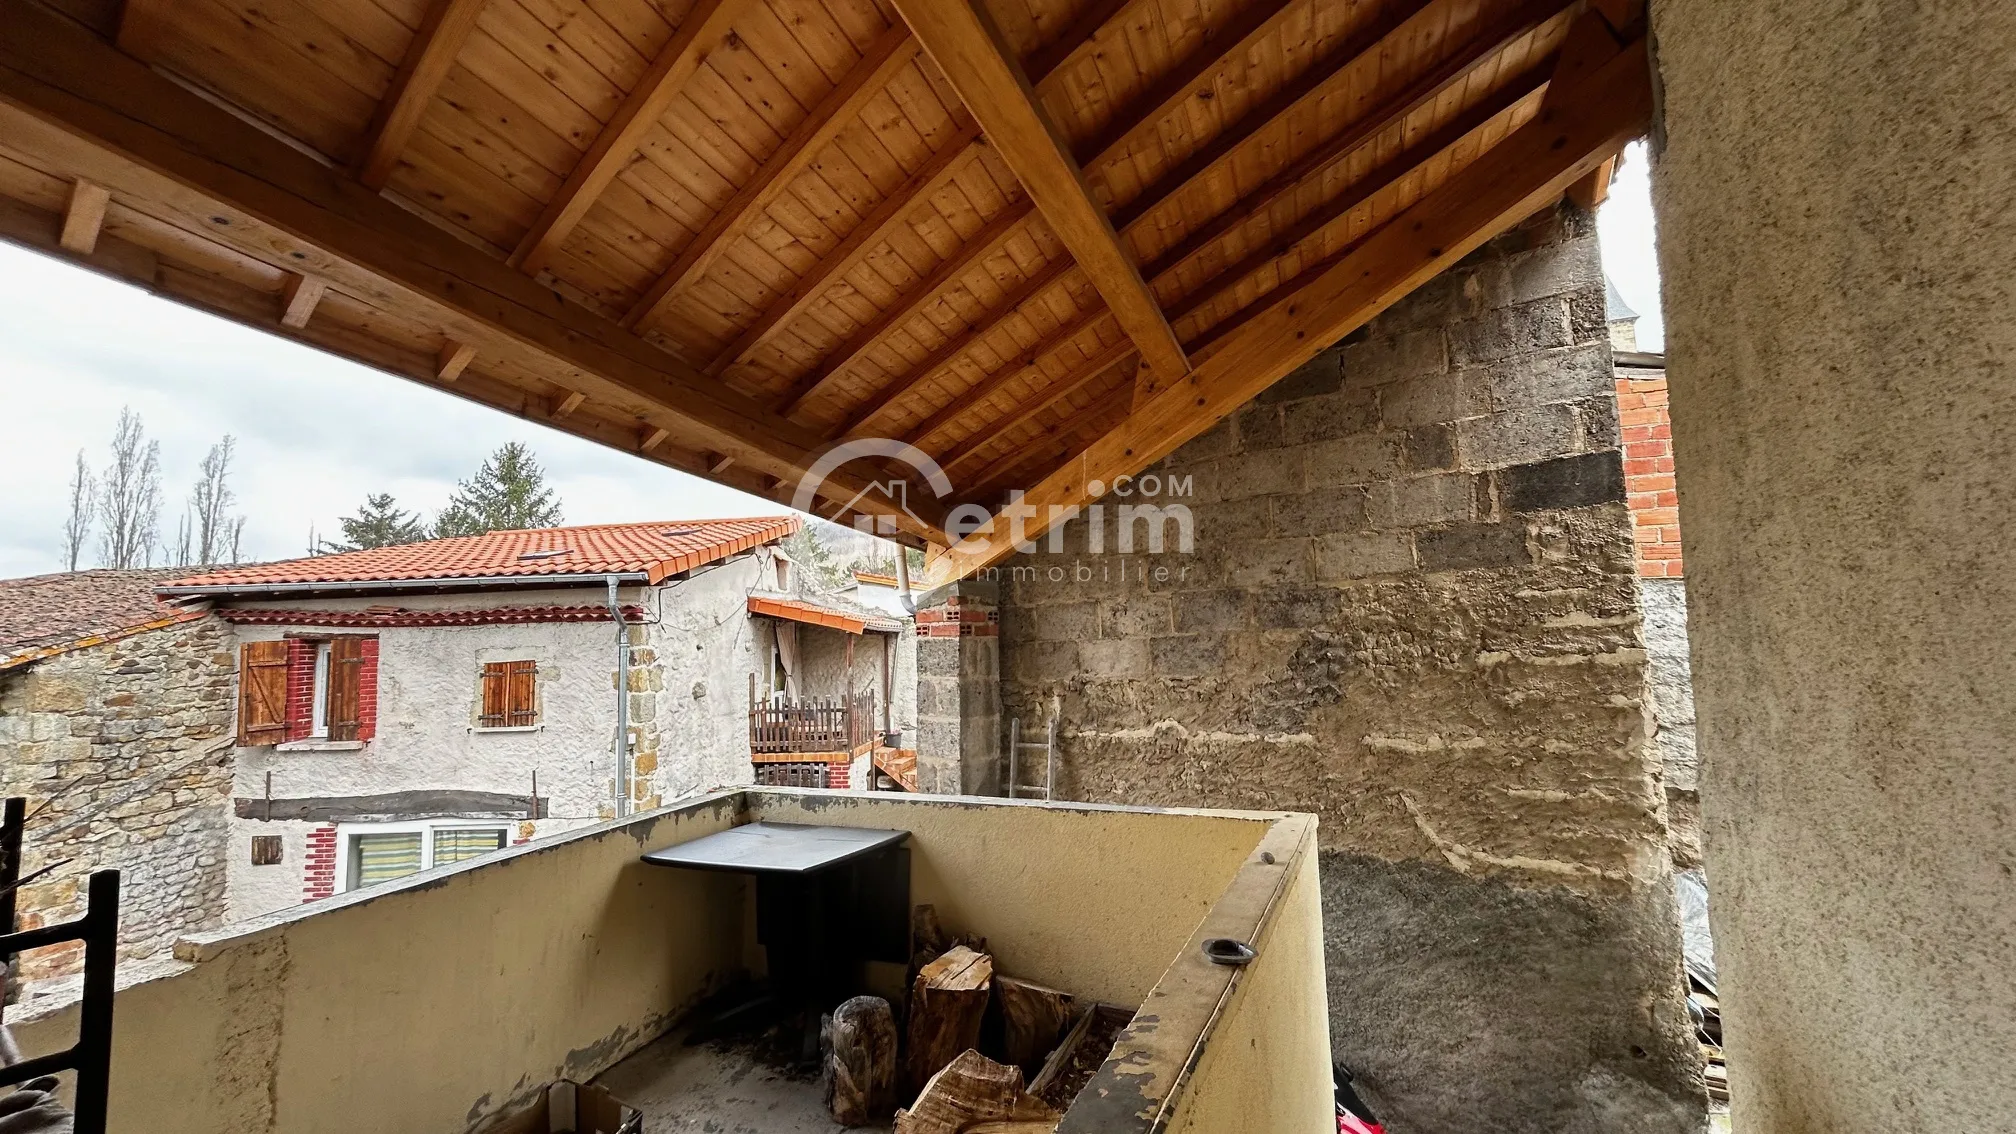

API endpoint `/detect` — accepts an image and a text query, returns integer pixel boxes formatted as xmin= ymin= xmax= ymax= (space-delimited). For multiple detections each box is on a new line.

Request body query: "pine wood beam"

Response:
xmin=437 ymin=339 xmax=477 ymax=381
xmin=357 ymin=0 xmax=489 ymax=190
xmin=939 ymin=344 xmax=1135 ymax=474
xmin=114 ymin=0 xmax=174 ymax=58
xmin=902 ymin=309 xmax=1116 ymax=447
xmin=892 ymin=0 xmax=1188 ymax=386
xmin=623 ymin=23 xmax=921 ymax=331
xmin=510 ymin=0 xmax=746 ymax=275
xmin=700 ymin=118 xmax=984 ymax=374
xmin=1019 ymin=0 xmax=1138 ymax=84
xmin=925 ymin=39 xmax=1653 ymax=584
xmin=58 ymin=177 xmax=109 ymax=253
xmin=960 ymin=382 xmax=1132 ymax=498
xmin=279 ymin=272 xmax=326 ymax=328
xmin=0 ymin=0 xmax=945 ymax=542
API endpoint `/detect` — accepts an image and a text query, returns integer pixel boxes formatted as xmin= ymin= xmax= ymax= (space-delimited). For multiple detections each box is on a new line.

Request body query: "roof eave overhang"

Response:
xmin=156 ymin=572 xmax=654 ymax=600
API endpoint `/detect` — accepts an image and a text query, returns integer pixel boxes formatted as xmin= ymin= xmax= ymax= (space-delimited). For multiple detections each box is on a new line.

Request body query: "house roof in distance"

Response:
xmin=162 ymin=517 xmax=801 ymax=596
xmin=0 ymin=568 xmax=205 ymax=669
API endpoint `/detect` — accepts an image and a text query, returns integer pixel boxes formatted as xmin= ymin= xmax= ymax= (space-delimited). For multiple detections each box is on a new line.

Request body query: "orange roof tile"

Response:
xmin=162 ymin=517 xmax=800 ymax=593
xmin=747 ymin=595 xmax=902 ymax=635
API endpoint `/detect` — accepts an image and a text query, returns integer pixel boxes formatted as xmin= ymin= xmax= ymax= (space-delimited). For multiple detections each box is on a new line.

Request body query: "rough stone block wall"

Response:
xmin=914 ymin=582 xmax=1001 ymax=795
xmin=996 ymin=207 xmax=1702 ymax=1133
xmin=0 ymin=617 xmax=235 ymax=981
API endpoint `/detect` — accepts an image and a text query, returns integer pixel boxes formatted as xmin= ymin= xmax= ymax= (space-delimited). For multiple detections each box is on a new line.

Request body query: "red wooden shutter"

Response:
xmin=326 ymin=637 xmax=365 ymax=741
xmin=237 ymin=641 xmax=289 ymax=745
xmin=478 ymin=662 xmax=508 ymax=727
xmin=505 ymin=660 xmax=538 ymax=727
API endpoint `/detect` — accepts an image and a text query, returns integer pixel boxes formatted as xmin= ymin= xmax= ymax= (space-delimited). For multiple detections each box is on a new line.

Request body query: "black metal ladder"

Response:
xmin=0 ymin=797 xmax=119 ymax=1134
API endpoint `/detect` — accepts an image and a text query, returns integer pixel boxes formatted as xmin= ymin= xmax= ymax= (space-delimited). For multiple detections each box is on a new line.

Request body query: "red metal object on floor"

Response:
xmin=1339 ymin=1114 xmax=1383 ymax=1134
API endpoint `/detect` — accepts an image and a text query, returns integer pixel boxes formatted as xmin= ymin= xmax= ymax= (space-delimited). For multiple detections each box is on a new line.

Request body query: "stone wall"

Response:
xmin=914 ymin=581 xmax=1001 ymax=795
xmin=995 ymin=206 xmax=1702 ymax=1133
xmin=0 ymin=616 xmax=235 ymax=982
xmin=1639 ymin=576 xmax=1699 ymax=867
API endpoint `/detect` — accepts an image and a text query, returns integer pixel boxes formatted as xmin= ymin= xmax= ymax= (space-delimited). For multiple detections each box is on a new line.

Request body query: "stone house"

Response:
xmin=0 ymin=569 xmax=236 ymax=986
xmin=152 ymin=516 xmax=915 ymax=920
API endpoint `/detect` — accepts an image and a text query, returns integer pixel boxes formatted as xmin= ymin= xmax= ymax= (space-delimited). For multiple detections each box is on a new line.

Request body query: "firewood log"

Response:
xmin=994 ymin=976 xmax=1075 ymax=1074
xmin=823 ymin=995 xmax=898 ymax=1126
xmin=893 ymin=1050 xmax=1060 ymax=1134
xmin=903 ymin=945 xmax=993 ymax=1097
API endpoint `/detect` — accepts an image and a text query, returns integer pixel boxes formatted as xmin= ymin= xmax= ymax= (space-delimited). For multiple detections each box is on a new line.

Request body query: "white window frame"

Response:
xmin=335 ymin=819 xmax=511 ymax=892
xmin=308 ymin=641 xmax=332 ymax=738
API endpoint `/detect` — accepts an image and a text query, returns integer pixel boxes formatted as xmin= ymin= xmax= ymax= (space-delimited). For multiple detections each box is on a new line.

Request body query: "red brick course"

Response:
xmin=1615 ymin=374 xmax=1685 ymax=577
xmin=303 ymin=824 xmax=338 ymax=901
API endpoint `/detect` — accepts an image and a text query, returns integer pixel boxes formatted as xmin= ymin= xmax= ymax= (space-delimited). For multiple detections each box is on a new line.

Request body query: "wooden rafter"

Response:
xmin=0 ymin=0 xmax=946 ymax=543
xmin=113 ymin=0 xmax=173 ymax=58
xmin=510 ymin=0 xmax=747 ymax=276
xmin=961 ymin=382 xmax=1133 ymax=499
xmin=940 ymin=345 xmax=1138 ymax=474
xmin=622 ymin=23 xmax=922 ymax=331
xmin=1019 ymin=0 xmax=1139 ymax=84
xmin=902 ymin=309 xmax=1118 ymax=447
xmin=892 ymin=0 xmax=1189 ymax=386
xmin=58 ymin=177 xmax=109 ymax=254
xmin=925 ymin=38 xmax=1654 ymax=583
xmin=357 ymin=0 xmax=490 ymax=190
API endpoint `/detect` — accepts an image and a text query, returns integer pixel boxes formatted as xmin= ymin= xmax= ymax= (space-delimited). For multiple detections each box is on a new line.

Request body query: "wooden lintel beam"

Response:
xmin=835 ymin=255 xmax=1075 ymax=438
xmin=358 ymin=0 xmax=489 ymax=190
xmin=511 ymin=0 xmax=746 ymax=275
xmin=624 ymin=24 xmax=920 ymax=330
xmin=940 ymin=344 xmax=1136 ymax=474
xmin=778 ymin=199 xmax=1035 ymax=418
xmin=903 ymin=309 xmax=1116 ymax=447
xmin=58 ymin=177 xmax=109 ymax=253
xmin=437 ymin=338 xmax=477 ymax=381
xmin=279 ymin=272 xmax=326 ymax=328
xmin=925 ymin=40 xmax=1653 ymax=583
xmin=702 ymin=118 xmax=984 ymax=374
xmin=0 ymin=0 xmax=945 ymax=543
xmin=892 ymin=0 xmax=1188 ymax=385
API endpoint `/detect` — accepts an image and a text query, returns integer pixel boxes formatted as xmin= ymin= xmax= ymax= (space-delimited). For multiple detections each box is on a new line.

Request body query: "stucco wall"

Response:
xmin=995 ymin=207 xmax=1702 ymax=1133
xmin=1649 ymin=1 xmax=2016 ymax=1129
xmin=0 ymin=617 xmax=234 ymax=981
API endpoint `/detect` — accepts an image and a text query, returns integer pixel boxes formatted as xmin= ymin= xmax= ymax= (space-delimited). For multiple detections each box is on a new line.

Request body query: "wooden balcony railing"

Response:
xmin=749 ymin=688 xmax=876 ymax=756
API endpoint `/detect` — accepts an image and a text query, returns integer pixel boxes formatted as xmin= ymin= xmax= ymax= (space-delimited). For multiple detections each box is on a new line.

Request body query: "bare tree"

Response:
xmin=96 ymin=408 xmax=162 ymax=569
xmin=227 ymin=516 xmax=246 ymax=565
xmin=186 ymin=435 xmax=239 ymax=566
xmin=61 ymin=450 xmax=95 ymax=571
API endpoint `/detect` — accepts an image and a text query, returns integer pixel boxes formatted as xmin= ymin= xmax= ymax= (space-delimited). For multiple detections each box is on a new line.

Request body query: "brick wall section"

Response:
xmin=357 ymin=637 xmax=379 ymax=739
xmin=994 ymin=206 xmax=1699 ymax=1133
xmin=0 ymin=616 xmax=235 ymax=981
xmin=302 ymin=824 xmax=337 ymax=901
xmin=1618 ymin=369 xmax=1684 ymax=575
xmin=284 ymin=637 xmax=315 ymax=740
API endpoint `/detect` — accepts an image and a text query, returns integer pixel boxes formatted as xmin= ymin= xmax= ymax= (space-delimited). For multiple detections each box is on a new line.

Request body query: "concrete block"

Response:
xmin=1078 ymin=637 xmax=1151 ymax=679
xmin=1224 ymin=538 xmax=1315 ymax=587
xmin=1314 ymin=532 xmax=1416 ymax=580
xmin=1271 ymin=486 xmax=1370 ymax=536
xmin=1151 ymin=634 xmax=1227 ymax=676
xmin=1256 ymin=347 xmax=1345 ymax=403
xmin=1417 ymin=521 xmax=1532 ymax=572
xmin=1500 ymin=452 xmax=1627 ymax=513
xmin=1281 ymin=388 xmax=1379 ymax=444
xmin=1188 ymin=499 xmax=1274 ymax=545
xmin=1166 ymin=416 xmax=1238 ymax=465
xmin=1255 ymin=587 xmax=1341 ymax=630
xmin=1235 ymin=401 xmax=1287 ymax=449
xmin=1487 ymin=343 xmax=1612 ymax=410
xmin=1403 ymin=425 xmax=1457 ymax=472
xmin=1099 ymin=596 xmax=1174 ymax=638
xmin=1504 ymin=236 xmax=1602 ymax=305
xmin=1366 ymin=473 xmax=1481 ymax=529
xmin=1456 ymin=406 xmax=1579 ymax=470
xmin=1574 ymin=394 xmax=1621 ymax=451
xmin=1341 ymin=329 xmax=1448 ymax=385
xmin=1206 ymin=446 xmax=1305 ymax=501
xmin=1381 ymin=370 xmax=1492 ymax=429
xmin=1306 ymin=433 xmax=1400 ymax=486
xmin=1448 ymin=298 xmax=1573 ymax=366
xmin=1173 ymin=589 xmax=1251 ymax=634
xmin=1030 ymin=601 xmax=1100 ymax=642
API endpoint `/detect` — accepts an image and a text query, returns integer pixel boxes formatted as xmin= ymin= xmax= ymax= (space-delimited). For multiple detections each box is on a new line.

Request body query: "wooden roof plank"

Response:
xmin=938 ymin=338 xmax=1135 ymax=472
xmin=903 ymin=306 xmax=1115 ymax=446
xmin=926 ymin=36 xmax=1654 ymax=583
xmin=893 ymin=0 xmax=1188 ymax=385
xmin=1020 ymin=0 xmax=1138 ymax=84
xmin=358 ymin=0 xmax=495 ymax=189
xmin=509 ymin=0 xmax=748 ymax=275
xmin=622 ymin=22 xmax=920 ymax=330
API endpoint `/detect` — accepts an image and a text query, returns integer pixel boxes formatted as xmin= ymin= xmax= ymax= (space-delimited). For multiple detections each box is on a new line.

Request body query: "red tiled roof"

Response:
xmin=162 ymin=516 xmax=800 ymax=593
xmin=213 ymin=605 xmax=645 ymax=627
xmin=0 ymin=568 xmax=202 ymax=668
xmin=747 ymin=595 xmax=902 ymax=635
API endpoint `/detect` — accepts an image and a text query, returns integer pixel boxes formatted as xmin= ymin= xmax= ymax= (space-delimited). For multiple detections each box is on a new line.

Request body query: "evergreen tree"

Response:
xmin=321 ymin=493 xmax=429 ymax=552
xmin=781 ymin=523 xmax=851 ymax=592
xmin=432 ymin=442 xmax=563 ymax=537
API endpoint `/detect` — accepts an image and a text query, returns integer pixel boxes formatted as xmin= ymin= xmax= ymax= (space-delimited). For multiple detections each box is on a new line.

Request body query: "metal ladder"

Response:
xmin=1007 ymin=716 xmax=1058 ymax=800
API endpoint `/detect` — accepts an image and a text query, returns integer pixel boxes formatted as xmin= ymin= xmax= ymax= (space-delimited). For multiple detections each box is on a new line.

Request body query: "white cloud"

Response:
xmin=0 ymin=241 xmax=775 ymax=578
xmin=1596 ymin=140 xmax=1665 ymax=352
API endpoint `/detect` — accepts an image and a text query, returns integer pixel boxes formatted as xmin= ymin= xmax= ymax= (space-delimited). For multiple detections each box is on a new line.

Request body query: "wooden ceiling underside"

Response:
xmin=0 ymin=0 xmax=1648 ymax=571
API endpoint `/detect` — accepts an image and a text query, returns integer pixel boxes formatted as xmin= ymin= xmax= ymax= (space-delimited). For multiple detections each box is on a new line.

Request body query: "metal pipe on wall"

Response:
xmin=606 ymin=575 xmax=630 ymax=817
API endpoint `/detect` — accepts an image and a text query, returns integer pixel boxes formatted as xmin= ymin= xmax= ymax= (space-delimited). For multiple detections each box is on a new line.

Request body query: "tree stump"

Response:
xmin=824 ymin=995 xmax=898 ymax=1126
xmin=903 ymin=945 xmax=994 ymax=1096
xmin=994 ymin=976 xmax=1076 ymax=1074
xmin=893 ymin=1050 xmax=1060 ymax=1134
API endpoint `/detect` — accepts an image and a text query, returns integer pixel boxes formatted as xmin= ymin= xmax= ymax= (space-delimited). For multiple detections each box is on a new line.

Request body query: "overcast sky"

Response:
xmin=0 ymin=141 xmax=1664 ymax=580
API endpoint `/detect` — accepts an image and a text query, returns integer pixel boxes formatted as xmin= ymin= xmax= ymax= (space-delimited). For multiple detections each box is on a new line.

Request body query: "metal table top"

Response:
xmin=638 ymin=821 xmax=909 ymax=876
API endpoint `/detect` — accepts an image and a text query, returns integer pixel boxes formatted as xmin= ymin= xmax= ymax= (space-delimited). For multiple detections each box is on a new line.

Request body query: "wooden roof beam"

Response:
xmin=891 ymin=0 xmax=1188 ymax=387
xmin=939 ymin=345 xmax=1137 ymax=475
xmin=959 ymin=382 xmax=1133 ymax=500
xmin=357 ymin=0 xmax=490 ymax=190
xmin=0 ymin=0 xmax=945 ymax=543
xmin=511 ymin=0 xmax=748 ymax=276
xmin=902 ymin=310 xmax=1120 ymax=448
xmin=622 ymin=23 xmax=922 ymax=331
xmin=925 ymin=38 xmax=1654 ymax=584
xmin=114 ymin=0 xmax=173 ymax=58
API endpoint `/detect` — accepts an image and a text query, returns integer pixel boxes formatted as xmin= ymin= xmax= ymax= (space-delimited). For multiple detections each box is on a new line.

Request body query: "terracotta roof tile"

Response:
xmin=0 ymin=568 xmax=198 ymax=666
xmin=162 ymin=516 xmax=800 ymax=593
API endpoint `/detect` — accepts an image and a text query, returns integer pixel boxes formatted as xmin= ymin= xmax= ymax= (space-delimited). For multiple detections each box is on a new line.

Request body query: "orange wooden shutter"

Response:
xmin=505 ymin=660 xmax=538 ymax=727
xmin=478 ymin=662 xmax=508 ymax=727
xmin=237 ymin=640 xmax=289 ymax=745
xmin=326 ymin=637 xmax=365 ymax=741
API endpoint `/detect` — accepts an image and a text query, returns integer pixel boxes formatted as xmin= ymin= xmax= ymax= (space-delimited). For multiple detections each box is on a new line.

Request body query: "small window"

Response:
xmin=433 ymin=828 xmax=506 ymax=865
xmin=309 ymin=641 xmax=332 ymax=737
xmin=345 ymin=825 xmax=509 ymax=891
xmin=249 ymin=835 xmax=284 ymax=866
xmin=478 ymin=660 xmax=538 ymax=728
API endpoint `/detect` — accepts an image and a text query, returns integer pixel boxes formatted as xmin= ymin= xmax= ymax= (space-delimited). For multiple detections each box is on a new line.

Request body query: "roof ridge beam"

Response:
xmin=510 ymin=0 xmax=748 ymax=276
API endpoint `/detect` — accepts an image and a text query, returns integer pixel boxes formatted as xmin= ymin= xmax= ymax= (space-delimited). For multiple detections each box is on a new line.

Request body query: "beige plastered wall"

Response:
xmin=1650 ymin=0 xmax=2016 ymax=1129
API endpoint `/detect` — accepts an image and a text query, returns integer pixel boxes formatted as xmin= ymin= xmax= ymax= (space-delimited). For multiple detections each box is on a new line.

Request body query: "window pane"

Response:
xmin=433 ymin=828 xmax=506 ymax=866
xmin=351 ymin=832 xmax=422 ymax=888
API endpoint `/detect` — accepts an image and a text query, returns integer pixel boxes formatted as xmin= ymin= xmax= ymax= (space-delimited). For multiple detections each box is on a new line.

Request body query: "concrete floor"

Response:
xmin=593 ymin=1030 xmax=891 ymax=1134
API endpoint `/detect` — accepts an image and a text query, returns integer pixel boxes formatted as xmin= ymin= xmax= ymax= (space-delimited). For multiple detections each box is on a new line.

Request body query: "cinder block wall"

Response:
xmin=996 ymin=206 xmax=1702 ymax=1133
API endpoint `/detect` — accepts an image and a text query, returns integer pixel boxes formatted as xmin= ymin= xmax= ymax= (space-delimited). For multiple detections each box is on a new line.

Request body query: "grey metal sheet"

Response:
xmin=639 ymin=821 xmax=908 ymax=875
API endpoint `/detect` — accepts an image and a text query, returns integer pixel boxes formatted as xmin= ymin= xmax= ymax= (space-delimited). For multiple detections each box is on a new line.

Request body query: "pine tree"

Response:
xmin=782 ymin=523 xmax=851 ymax=592
xmin=432 ymin=442 xmax=563 ymax=537
xmin=321 ymin=493 xmax=429 ymax=552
